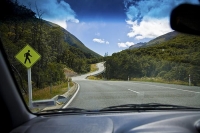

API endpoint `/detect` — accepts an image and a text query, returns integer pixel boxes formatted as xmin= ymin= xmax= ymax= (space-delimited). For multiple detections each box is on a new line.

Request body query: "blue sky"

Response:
xmin=18 ymin=0 xmax=199 ymax=56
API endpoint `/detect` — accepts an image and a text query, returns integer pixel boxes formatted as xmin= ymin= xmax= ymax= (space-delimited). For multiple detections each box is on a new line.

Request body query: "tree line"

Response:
xmin=104 ymin=33 xmax=200 ymax=86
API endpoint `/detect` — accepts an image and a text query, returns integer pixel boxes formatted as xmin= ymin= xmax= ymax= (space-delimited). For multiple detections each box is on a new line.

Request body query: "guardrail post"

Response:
xmin=68 ymin=77 xmax=70 ymax=91
xmin=189 ymin=74 xmax=191 ymax=86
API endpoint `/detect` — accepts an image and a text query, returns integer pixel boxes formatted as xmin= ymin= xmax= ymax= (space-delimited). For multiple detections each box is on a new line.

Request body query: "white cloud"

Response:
xmin=124 ymin=0 xmax=199 ymax=40
xmin=50 ymin=20 xmax=67 ymax=29
xmin=125 ymin=0 xmax=198 ymax=21
xmin=93 ymin=38 xmax=109 ymax=44
xmin=18 ymin=0 xmax=79 ymax=29
xmin=126 ymin=17 xmax=172 ymax=40
xmin=93 ymin=38 xmax=105 ymax=43
xmin=106 ymin=41 xmax=109 ymax=44
xmin=118 ymin=42 xmax=134 ymax=48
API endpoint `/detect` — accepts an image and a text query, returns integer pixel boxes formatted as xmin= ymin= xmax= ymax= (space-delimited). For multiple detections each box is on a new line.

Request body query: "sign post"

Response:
xmin=28 ymin=68 xmax=32 ymax=108
xmin=15 ymin=45 xmax=41 ymax=108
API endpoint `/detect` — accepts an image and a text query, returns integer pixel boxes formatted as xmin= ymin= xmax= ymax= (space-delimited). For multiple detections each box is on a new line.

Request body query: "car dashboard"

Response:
xmin=10 ymin=111 xmax=200 ymax=133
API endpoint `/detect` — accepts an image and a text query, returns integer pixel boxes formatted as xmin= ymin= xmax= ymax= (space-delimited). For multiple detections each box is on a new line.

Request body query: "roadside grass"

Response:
xmin=131 ymin=77 xmax=189 ymax=86
xmin=92 ymin=76 xmax=190 ymax=86
xmin=64 ymin=67 xmax=77 ymax=77
xmin=23 ymin=82 xmax=74 ymax=105
xmin=87 ymin=75 xmax=101 ymax=80
xmin=86 ymin=64 xmax=99 ymax=79
xmin=24 ymin=63 xmax=97 ymax=104
xmin=90 ymin=64 xmax=98 ymax=73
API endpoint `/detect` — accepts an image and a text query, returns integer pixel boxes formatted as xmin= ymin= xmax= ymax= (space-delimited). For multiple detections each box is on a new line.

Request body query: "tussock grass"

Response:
xmin=86 ymin=64 xmax=99 ymax=79
xmin=97 ymin=77 xmax=189 ymax=86
xmin=90 ymin=64 xmax=98 ymax=73
xmin=87 ymin=75 xmax=101 ymax=80
xmin=131 ymin=77 xmax=189 ymax=86
xmin=23 ymin=82 xmax=73 ymax=105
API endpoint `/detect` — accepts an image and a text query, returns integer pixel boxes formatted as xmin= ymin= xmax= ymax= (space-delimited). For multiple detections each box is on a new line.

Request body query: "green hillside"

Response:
xmin=146 ymin=31 xmax=179 ymax=46
xmin=46 ymin=21 xmax=101 ymax=57
xmin=129 ymin=31 xmax=179 ymax=50
xmin=0 ymin=0 xmax=103 ymax=90
xmin=105 ymin=32 xmax=200 ymax=86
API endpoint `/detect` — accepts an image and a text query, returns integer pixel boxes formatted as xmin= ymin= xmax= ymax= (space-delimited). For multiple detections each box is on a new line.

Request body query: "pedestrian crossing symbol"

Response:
xmin=15 ymin=45 xmax=41 ymax=69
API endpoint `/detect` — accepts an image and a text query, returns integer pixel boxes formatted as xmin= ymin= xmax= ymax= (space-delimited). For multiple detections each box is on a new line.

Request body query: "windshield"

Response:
xmin=1 ymin=0 xmax=200 ymax=113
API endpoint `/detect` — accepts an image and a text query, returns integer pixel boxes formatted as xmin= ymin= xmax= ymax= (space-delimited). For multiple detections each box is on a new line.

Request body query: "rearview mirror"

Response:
xmin=170 ymin=3 xmax=200 ymax=35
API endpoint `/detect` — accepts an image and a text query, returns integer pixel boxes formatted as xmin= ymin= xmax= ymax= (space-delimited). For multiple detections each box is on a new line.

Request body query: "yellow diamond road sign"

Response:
xmin=15 ymin=45 xmax=41 ymax=68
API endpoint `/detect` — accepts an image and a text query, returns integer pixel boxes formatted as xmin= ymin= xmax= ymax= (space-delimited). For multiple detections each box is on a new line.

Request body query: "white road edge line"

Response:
xmin=146 ymin=84 xmax=200 ymax=94
xmin=128 ymin=89 xmax=140 ymax=94
xmin=62 ymin=82 xmax=80 ymax=108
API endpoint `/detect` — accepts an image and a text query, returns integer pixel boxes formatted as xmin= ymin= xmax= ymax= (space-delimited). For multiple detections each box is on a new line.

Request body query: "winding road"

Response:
xmin=67 ymin=62 xmax=200 ymax=110
xmin=71 ymin=62 xmax=105 ymax=81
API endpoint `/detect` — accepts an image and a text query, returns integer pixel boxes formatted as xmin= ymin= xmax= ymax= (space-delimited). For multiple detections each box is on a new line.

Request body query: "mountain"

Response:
xmin=146 ymin=31 xmax=179 ymax=46
xmin=46 ymin=21 xmax=101 ymax=58
xmin=129 ymin=42 xmax=147 ymax=49
xmin=129 ymin=31 xmax=179 ymax=50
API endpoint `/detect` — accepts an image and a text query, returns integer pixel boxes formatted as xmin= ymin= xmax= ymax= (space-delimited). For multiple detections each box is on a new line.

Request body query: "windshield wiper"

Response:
xmin=100 ymin=103 xmax=199 ymax=112
xmin=37 ymin=103 xmax=199 ymax=114
xmin=38 ymin=107 xmax=90 ymax=114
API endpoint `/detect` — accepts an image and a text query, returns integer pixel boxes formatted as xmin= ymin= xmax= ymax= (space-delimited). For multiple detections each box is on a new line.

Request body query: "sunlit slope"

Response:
xmin=146 ymin=31 xmax=179 ymax=46
xmin=129 ymin=31 xmax=179 ymax=49
xmin=47 ymin=21 xmax=101 ymax=58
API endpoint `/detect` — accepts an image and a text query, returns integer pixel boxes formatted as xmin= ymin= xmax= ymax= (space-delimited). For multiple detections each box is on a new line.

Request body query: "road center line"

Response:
xmin=128 ymin=89 xmax=140 ymax=94
xmin=146 ymin=84 xmax=200 ymax=94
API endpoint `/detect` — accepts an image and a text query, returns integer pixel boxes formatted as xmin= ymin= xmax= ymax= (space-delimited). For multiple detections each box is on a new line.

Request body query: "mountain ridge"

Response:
xmin=129 ymin=31 xmax=179 ymax=49
xmin=46 ymin=21 xmax=101 ymax=57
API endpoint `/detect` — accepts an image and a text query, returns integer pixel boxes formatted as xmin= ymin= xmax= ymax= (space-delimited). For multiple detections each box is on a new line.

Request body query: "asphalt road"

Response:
xmin=69 ymin=62 xmax=200 ymax=110
xmin=71 ymin=62 xmax=105 ymax=81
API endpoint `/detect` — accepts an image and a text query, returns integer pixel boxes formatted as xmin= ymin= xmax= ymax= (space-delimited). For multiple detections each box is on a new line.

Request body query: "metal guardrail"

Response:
xmin=41 ymin=82 xmax=78 ymax=111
